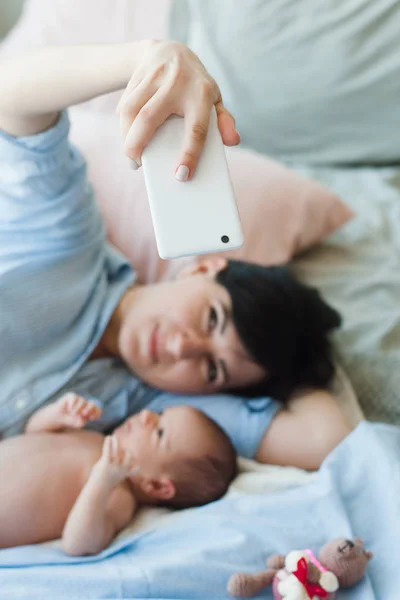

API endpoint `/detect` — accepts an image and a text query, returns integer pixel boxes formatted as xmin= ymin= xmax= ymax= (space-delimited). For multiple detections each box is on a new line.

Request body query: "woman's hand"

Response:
xmin=0 ymin=40 xmax=237 ymax=171
xmin=117 ymin=40 xmax=240 ymax=181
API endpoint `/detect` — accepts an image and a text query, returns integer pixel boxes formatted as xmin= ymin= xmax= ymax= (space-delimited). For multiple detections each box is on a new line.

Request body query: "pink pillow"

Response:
xmin=69 ymin=109 xmax=352 ymax=283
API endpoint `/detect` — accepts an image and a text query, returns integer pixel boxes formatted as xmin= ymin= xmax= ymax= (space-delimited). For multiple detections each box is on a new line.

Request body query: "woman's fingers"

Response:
xmin=123 ymin=98 xmax=239 ymax=181
xmin=215 ymin=101 xmax=241 ymax=147
xmin=174 ymin=99 xmax=211 ymax=182
xmin=123 ymin=87 xmax=173 ymax=166
xmin=176 ymin=99 xmax=240 ymax=181
xmin=117 ymin=76 xmax=160 ymax=166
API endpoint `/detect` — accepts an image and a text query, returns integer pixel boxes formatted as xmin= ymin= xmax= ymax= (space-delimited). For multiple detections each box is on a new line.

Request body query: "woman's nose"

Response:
xmin=168 ymin=331 xmax=209 ymax=359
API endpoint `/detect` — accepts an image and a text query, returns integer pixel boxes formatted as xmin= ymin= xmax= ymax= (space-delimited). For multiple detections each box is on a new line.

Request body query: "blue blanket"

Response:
xmin=0 ymin=422 xmax=399 ymax=599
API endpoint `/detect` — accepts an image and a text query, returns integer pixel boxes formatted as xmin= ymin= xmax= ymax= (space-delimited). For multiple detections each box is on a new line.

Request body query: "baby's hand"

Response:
xmin=95 ymin=435 xmax=139 ymax=485
xmin=54 ymin=392 xmax=102 ymax=429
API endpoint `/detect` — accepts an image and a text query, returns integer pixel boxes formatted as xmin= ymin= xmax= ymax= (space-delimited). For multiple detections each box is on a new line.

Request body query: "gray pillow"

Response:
xmin=170 ymin=0 xmax=400 ymax=166
xmin=290 ymin=163 xmax=400 ymax=425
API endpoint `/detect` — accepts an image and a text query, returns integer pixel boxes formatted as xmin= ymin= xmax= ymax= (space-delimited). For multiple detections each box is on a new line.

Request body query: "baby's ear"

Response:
xmin=141 ymin=477 xmax=176 ymax=502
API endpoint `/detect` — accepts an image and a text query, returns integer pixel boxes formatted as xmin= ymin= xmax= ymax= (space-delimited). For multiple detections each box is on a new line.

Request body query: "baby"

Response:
xmin=0 ymin=393 xmax=237 ymax=555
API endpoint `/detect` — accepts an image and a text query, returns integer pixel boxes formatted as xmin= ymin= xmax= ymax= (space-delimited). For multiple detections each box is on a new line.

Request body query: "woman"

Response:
xmin=0 ymin=39 xmax=351 ymax=469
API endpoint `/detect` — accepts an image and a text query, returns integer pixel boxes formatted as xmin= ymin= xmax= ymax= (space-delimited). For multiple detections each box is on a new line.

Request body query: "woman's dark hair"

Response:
xmin=216 ymin=260 xmax=341 ymax=402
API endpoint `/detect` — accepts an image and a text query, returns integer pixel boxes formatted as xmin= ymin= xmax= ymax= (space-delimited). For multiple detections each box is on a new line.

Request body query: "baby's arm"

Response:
xmin=255 ymin=390 xmax=353 ymax=470
xmin=62 ymin=435 xmax=137 ymax=556
xmin=24 ymin=393 xmax=102 ymax=434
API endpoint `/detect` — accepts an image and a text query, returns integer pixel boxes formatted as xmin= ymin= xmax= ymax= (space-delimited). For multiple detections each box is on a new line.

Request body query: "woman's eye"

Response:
xmin=209 ymin=307 xmax=218 ymax=331
xmin=157 ymin=428 xmax=164 ymax=438
xmin=208 ymin=358 xmax=218 ymax=383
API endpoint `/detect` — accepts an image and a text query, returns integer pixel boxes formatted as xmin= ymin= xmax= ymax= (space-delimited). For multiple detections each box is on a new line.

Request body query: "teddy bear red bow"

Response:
xmin=287 ymin=555 xmax=330 ymax=599
xmin=227 ymin=537 xmax=373 ymax=599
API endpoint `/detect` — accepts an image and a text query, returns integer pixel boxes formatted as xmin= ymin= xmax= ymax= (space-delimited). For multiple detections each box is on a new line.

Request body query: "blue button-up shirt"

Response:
xmin=0 ymin=112 xmax=279 ymax=457
xmin=0 ymin=111 xmax=137 ymax=434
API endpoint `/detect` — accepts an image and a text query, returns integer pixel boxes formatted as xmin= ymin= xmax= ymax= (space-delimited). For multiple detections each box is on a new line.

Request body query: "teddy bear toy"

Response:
xmin=227 ymin=537 xmax=373 ymax=599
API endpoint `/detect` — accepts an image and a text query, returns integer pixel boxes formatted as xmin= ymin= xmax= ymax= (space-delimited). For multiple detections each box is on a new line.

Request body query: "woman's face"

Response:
xmin=117 ymin=258 xmax=266 ymax=394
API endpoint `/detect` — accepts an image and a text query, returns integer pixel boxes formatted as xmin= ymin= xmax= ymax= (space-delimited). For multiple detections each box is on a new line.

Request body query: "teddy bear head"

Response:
xmin=318 ymin=537 xmax=373 ymax=588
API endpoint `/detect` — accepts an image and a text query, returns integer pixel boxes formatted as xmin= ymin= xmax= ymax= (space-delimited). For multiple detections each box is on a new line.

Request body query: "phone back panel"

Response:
xmin=141 ymin=108 xmax=243 ymax=260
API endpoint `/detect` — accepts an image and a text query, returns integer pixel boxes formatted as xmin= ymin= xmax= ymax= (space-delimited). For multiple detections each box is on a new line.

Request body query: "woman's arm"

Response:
xmin=255 ymin=390 xmax=353 ymax=470
xmin=0 ymin=42 xmax=144 ymax=136
xmin=0 ymin=41 xmax=239 ymax=177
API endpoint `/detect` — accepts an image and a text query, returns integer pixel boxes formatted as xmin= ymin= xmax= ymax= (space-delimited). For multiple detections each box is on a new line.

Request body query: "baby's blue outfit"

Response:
xmin=0 ymin=112 xmax=279 ymax=458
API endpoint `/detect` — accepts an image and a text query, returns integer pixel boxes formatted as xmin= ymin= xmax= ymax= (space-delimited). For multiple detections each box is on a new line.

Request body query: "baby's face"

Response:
xmin=114 ymin=406 xmax=213 ymax=478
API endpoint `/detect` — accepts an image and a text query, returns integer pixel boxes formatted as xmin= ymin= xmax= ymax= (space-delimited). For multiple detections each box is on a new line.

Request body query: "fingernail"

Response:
xmin=129 ymin=159 xmax=140 ymax=170
xmin=175 ymin=165 xmax=190 ymax=182
xmin=235 ymin=129 xmax=241 ymax=142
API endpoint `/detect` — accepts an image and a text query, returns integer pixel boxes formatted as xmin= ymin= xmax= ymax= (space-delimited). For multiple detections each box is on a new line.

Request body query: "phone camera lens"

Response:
xmin=221 ymin=235 xmax=230 ymax=244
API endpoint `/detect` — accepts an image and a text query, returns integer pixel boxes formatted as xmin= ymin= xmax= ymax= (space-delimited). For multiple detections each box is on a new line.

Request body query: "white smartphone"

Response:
xmin=141 ymin=107 xmax=243 ymax=260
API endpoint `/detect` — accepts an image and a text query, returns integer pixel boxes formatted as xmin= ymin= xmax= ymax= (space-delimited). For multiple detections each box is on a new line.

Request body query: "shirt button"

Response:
xmin=15 ymin=396 xmax=27 ymax=410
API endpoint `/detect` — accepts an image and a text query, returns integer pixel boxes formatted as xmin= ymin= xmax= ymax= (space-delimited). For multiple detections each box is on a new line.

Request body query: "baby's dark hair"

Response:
xmin=217 ymin=260 xmax=341 ymax=402
xmin=165 ymin=411 xmax=238 ymax=510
